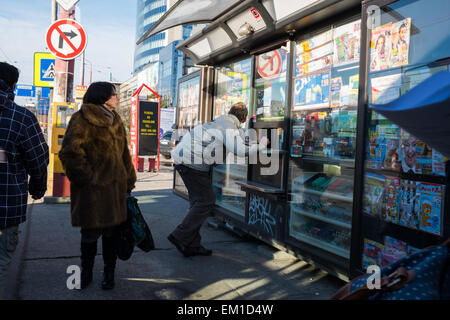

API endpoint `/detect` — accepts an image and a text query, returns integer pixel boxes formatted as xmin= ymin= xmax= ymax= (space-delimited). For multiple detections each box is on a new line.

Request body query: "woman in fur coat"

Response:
xmin=59 ymin=82 xmax=137 ymax=290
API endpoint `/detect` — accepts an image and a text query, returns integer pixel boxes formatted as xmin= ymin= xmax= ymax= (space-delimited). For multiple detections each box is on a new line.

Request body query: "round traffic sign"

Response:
xmin=257 ymin=50 xmax=282 ymax=79
xmin=46 ymin=19 xmax=87 ymax=60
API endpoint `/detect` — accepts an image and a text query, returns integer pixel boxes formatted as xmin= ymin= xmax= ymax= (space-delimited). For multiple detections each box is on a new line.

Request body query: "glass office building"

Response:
xmin=134 ymin=0 xmax=167 ymax=74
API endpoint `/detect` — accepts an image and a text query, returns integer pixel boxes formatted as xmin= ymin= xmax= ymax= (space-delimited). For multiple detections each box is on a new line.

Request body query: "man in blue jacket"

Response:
xmin=0 ymin=62 xmax=49 ymax=282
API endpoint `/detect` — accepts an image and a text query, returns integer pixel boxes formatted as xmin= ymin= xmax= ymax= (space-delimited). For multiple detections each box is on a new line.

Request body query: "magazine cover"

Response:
xmin=374 ymin=135 xmax=387 ymax=169
xmin=390 ymin=18 xmax=411 ymax=68
xmin=366 ymin=127 xmax=378 ymax=169
xmin=398 ymin=180 xmax=420 ymax=230
xmin=418 ymin=183 xmax=443 ymax=236
xmin=381 ymin=236 xmax=408 ymax=267
xmin=362 ymin=238 xmax=384 ymax=270
xmin=294 ymin=72 xmax=330 ymax=110
xmin=376 ymin=124 xmax=401 ymax=170
xmin=432 ymin=149 xmax=447 ymax=176
xmin=333 ymin=20 xmax=361 ymax=67
xmin=383 ymin=176 xmax=401 ymax=224
xmin=348 ymin=74 xmax=359 ymax=106
xmin=331 ymin=77 xmax=342 ymax=107
xmin=371 ymin=73 xmax=402 ymax=104
xmin=400 ymin=129 xmax=421 ymax=174
xmin=416 ymin=139 xmax=433 ymax=175
xmin=363 ymin=172 xmax=386 ymax=217
xmin=370 ymin=22 xmax=392 ymax=71
xmin=383 ymin=138 xmax=401 ymax=171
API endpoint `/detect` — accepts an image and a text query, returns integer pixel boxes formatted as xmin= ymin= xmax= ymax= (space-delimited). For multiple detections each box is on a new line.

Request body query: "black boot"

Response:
xmin=101 ymin=236 xmax=117 ymax=290
xmin=80 ymin=241 xmax=97 ymax=289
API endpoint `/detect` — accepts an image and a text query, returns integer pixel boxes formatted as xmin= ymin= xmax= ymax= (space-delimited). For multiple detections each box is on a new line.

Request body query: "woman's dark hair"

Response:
xmin=0 ymin=61 xmax=20 ymax=90
xmin=83 ymin=81 xmax=116 ymax=105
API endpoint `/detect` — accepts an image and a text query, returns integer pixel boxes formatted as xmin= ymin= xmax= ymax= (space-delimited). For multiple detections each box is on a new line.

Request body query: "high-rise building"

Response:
xmin=134 ymin=0 xmax=168 ymax=74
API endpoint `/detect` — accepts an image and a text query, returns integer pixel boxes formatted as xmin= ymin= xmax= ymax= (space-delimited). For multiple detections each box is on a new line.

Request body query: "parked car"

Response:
xmin=159 ymin=130 xmax=175 ymax=159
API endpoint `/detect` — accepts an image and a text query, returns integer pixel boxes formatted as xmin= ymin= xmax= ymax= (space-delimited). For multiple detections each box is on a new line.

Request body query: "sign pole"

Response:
xmin=47 ymin=3 xmax=77 ymax=200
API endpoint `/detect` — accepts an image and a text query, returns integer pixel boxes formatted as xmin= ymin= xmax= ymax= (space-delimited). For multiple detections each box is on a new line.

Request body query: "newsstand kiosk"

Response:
xmin=165 ymin=0 xmax=449 ymax=280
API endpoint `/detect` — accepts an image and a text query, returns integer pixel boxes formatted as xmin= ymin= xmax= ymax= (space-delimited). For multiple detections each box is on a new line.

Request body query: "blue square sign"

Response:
xmin=40 ymin=59 xmax=55 ymax=82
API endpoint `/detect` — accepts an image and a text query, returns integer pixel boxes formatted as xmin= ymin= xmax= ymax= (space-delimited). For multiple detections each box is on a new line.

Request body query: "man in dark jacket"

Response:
xmin=0 ymin=62 xmax=49 ymax=282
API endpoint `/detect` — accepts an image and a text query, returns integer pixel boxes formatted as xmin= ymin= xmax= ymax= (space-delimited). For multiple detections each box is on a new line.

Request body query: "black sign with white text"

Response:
xmin=138 ymin=100 xmax=159 ymax=156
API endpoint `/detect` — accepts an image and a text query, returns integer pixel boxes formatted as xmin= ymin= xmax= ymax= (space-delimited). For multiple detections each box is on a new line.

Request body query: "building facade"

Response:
xmin=134 ymin=0 xmax=167 ymax=74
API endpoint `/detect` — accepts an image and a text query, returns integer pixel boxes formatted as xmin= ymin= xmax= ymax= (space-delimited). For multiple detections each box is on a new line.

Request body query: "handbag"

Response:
xmin=127 ymin=194 xmax=155 ymax=252
xmin=332 ymin=238 xmax=450 ymax=300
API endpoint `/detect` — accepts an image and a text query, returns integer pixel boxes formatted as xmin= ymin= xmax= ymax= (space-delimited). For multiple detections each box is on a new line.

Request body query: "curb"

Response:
xmin=43 ymin=196 xmax=71 ymax=204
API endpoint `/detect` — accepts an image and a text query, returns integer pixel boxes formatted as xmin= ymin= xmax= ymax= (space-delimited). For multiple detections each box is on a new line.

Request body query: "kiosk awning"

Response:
xmin=136 ymin=0 xmax=242 ymax=45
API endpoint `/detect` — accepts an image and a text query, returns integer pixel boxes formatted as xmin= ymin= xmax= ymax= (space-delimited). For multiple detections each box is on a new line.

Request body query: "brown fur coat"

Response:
xmin=59 ymin=103 xmax=136 ymax=229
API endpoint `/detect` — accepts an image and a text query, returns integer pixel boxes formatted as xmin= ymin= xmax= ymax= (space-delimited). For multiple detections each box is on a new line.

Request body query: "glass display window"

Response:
xmin=288 ymin=19 xmax=362 ymax=260
xmin=360 ymin=0 xmax=450 ymax=272
xmin=254 ymin=48 xmax=288 ymax=121
xmin=212 ymin=58 xmax=253 ymax=219
xmin=214 ymin=58 xmax=252 ymax=119
xmin=178 ymin=75 xmax=201 ymax=130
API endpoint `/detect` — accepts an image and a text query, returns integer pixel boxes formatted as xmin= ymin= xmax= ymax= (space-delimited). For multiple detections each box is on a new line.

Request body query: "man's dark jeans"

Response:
xmin=171 ymin=164 xmax=216 ymax=248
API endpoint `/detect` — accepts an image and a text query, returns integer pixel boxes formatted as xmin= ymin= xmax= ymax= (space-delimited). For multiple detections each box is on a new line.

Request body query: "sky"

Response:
xmin=0 ymin=0 xmax=137 ymax=105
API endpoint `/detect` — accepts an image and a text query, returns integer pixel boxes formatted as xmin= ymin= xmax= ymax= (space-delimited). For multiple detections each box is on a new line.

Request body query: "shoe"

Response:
xmin=168 ymin=234 xmax=192 ymax=257
xmin=190 ymin=245 xmax=212 ymax=256
xmin=101 ymin=266 xmax=115 ymax=290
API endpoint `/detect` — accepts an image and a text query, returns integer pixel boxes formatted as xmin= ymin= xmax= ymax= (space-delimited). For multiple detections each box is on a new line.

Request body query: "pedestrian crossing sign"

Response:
xmin=34 ymin=52 xmax=56 ymax=87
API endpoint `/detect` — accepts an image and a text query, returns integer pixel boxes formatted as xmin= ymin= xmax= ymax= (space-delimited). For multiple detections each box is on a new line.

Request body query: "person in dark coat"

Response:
xmin=0 ymin=62 xmax=49 ymax=282
xmin=59 ymin=82 xmax=136 ymax=290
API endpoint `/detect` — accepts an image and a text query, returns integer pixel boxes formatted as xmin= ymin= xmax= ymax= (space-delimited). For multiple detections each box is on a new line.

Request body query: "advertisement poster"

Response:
xmin=371 ymin=73 xmax=402 ymax=104
xmin=333 ymin=20 xmax=361 ymax=67
xmin=294 ymin=72 xmax=330 ymax=110
xmin=418 ymin=183 xmax=443 ymax=236
xmin=370 ymin=18 xmax=411 ymax=72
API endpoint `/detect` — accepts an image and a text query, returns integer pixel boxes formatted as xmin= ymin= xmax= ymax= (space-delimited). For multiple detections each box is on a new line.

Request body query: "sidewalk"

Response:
xmin=4 ymin=161 xmax=346 ymax=300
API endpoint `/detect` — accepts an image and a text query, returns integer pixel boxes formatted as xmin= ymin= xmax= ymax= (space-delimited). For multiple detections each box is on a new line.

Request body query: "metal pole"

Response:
xmin=80 ymin=52 xmax=85 ymax=86
xmin=51 ymin=0 xmax=57 ymax=22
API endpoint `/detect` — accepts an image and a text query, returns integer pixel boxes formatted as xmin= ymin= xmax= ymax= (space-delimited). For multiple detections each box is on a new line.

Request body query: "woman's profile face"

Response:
xmin=104 ymin=89 xmax=119 ymax=110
